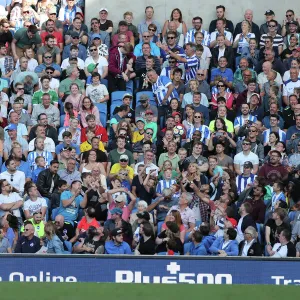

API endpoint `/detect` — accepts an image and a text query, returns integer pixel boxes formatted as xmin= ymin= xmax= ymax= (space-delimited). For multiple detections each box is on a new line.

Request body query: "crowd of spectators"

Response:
xmin=0 ymin=2 xmax=300 ymax=258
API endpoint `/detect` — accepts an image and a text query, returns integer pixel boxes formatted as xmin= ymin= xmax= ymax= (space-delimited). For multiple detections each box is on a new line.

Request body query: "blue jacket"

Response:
xmin=202 ymin=235 xmax=216 ymax=253
xmin=189 ymin=242 xmax=207 ymax=256
xmin=46 ymin=235 xmax=65 ymax=254
xmin=209 ymin=237 xmax=239 ymax=256
xmin=62 ymin=44 xmax=87 ymax=60
xmin=105 ymin=241 xmax=132 ymax=254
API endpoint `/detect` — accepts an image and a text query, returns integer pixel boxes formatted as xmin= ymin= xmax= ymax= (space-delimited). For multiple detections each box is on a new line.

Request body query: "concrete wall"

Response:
xmin=85 ymin=0 xmax=299 ymax=32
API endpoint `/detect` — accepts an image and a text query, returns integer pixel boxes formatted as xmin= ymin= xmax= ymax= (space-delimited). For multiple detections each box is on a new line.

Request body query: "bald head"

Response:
xmin=262 ymin=61 xmax=272 ymax=73
xmin=244 ymin=9 xmax=253 ymax=22
xmin=55 ymin=214 xmax=65 ymax=228
xmin=168 ymin=21 xmax=177 ymax=31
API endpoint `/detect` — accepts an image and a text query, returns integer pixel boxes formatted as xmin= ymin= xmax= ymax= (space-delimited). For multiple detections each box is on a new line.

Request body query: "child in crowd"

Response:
xmin=32 ymin=156 xmax=46 ymax=183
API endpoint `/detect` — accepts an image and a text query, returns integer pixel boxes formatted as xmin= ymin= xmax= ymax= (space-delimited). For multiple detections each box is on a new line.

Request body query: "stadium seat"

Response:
xmin=111 ymin=91 xmax=128 ymax=104
xmin=100 ymin=111 xmax=107 ymax=127
xmin=95 ymin=103 xmax=107 ymax=127
xmin=136 ymin=91 xmax=157 ymax=107
xmin=110 ymin=100 xmax=122 ymax=116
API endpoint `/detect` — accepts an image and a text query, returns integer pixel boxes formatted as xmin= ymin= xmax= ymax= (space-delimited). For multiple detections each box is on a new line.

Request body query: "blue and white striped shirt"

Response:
xmin=156 ymin=179 xmax=177 ymax=195
xmin=210 ymin=30 xmax=233 ymax=46
xmin=187 ymin=125 xmax=210 ymax=143
xmin=271 ymin=192 xmax=286 ymax=211
xmin=234 ymin=114 xmax=257 ymax=129
xmin=152 ymin=75 xmax=179 ymax=106
xmin=236 ymin=174 xmax=256 ymax=195
xmin=27 ymin=151 xmax=53 ymax=171
xmin=263 ymin=129 xmax=286 ymax=144
xmin=184 ymin=54 xmax=199 ymax=82
xmin=185 ymin=29 xmax=210 ymax=47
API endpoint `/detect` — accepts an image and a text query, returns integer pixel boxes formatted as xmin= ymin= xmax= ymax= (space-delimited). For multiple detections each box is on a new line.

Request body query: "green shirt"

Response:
xmin=58 ymin=78 xmax=85 ymax=95
xmin=158 ymin=153 xmax=180 ymax=170
xmin=32 ymin=89 xmax=59 ymax=105
xmin=14 ymin=28 xmax=42 ymax=48
xmin=108 ymin=149 xmax=134 ymax=167
xmin=144 ymin=121 xmax=158 ymax=142
xmin=20 ymin=219 xmax=45 ymax=238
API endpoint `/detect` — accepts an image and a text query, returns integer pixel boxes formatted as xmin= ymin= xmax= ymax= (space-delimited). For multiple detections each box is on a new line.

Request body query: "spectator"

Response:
xmin=209 ymin=228 xmax=238 ymax=256
xmin=105 ymin=228 xmax=132 ymax=254
xmin=239 ymin=226 xmax=263 ymax=256
xmin=14 ymin=223 xmax=41 ymax=253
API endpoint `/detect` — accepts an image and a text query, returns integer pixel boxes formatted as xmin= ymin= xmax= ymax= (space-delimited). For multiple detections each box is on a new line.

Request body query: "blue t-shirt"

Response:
xmin=210 ymin=68 xmax=233 ymax=83
xmin=55 ymin=143 xmax=80 ymax=155
xmin=105 ymin=240 xmax=132 ymax=254
xmin=58 ymin=191 xmax=83 ymax=222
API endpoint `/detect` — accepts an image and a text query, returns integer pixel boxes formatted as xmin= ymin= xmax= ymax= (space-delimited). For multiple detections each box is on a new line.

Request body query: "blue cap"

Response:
xmin=110 ymin=208 xmax=123 ymax=215
xmin=92 ymin=33 xmax=101 ymax=40
xmin=5 ymin=124 xmax=17 ymax=131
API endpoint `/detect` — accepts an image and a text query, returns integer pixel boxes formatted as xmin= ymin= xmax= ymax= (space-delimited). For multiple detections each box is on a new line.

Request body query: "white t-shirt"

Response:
xmin=201 ymin=45 xmax=212 ymax=61
xmin=0 ymin=171 xmax=25 ymax=194
xmin=0 ymin=192 xmax=22 ymax=218
xmin=15 ymin=58 xmax=38 ymax=72
xmin=84 ymin=56 xmax=108 ymax=77
xmin=86 ymin=84 xmax=108 ymax=104
xmin=29 ymin=137 xmax=55 ymax=153
xmin=23 ymin=197 xmax=47 ymax=216
xmin=61 ymin=57 xmax=85 ymax=70
xmin=39 ymin=78 xmax=60 ymax=91
xmin=282 ymin=79 xmax=300 ymax=97
xmin=233 ymin=151 xmax=259 ymax=173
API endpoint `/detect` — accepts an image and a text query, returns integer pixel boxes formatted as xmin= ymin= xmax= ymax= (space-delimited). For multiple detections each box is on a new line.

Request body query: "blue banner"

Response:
xmin=0 ymin=255 xmax=299 ymax=285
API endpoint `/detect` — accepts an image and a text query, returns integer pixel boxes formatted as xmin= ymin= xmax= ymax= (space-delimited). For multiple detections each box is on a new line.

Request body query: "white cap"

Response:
xmin=99 ymin=8 xmax=108 ymax=12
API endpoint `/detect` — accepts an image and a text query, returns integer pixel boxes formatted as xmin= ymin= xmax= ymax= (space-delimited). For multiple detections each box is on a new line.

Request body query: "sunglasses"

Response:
xmin=242 ymin=143 xmax=250 ymax=146
xmin=90 ymin=49 xmax=97 ymax=52
xmin=249 ymin=130 xmax=257 ymax=132
xmin=169 ymin=61 xmax=176 ymax=63
xmin=268 ymin=25 xmax=276 ymax=28
xmin=24 ymin=229 xmax=30 ymax=231
xmin=23 ymin=11 xmax=30 ymax=13
xmin=44 ymin=56 xmax=52 ymax=59
xmin=148 ymin=28 xmax=155 ymax=31
xmin=145 ymin=132 xmax=153 ymax=135
xmin=167 ymin=36 xmax=175 ymax=39
xmin=143 ymin=36 xmax=150 ymax=38
xmin=120 ymin=159 xmax=128 ymax=162
xmin=93 ymin=38 xmax=100 ymax=40
xmin=46 ymin=71 xmax=53 ymax=74
xmin=17 ymin=87 xmax=24 ymax=90
xmin=197 ymin=73 xmax=204 ymax=76
xmin=217 ymin=85 xmax=225 ymax=87
xmin=50 ymin=13 xmax=56 ymax=15
xmin=194 ymin=116 xmax=202 ymax=118
xmin=72 ymin=37 xmax=80 ymax=39
xmin=119 ymin=173 xmax=128 ymax=176
xmin=286 ymin=14 xmax=293 ymax=17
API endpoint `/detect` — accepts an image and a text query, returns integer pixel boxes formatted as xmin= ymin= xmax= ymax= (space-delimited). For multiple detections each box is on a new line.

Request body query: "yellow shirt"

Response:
xmin=80 ymin=141 xmax=105 ymax=152
xmin=132 ymin=131 xmax=144 ymax=143
xmin=110 ymin=164 xmax=134 ymax=179
xmin=209 ymin=118 xmax=234 ymax=133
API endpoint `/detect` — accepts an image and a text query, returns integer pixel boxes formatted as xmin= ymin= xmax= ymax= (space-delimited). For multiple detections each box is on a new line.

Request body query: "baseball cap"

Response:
xmin=288 ymin=20 xmax=298 ymax=26
xmin=99 ymin=8 xmax=108 ymax=12
xmin=226 ymin=217 xmax=237 ymax=228
xmin=87 ymin=63 xmax=98 ymax=73
xmin=48 ymin=7 xmax=57 ymax=14
xmin=145 ymin=110 xmax=153 ymax=115
xmin=91 ymin=33 xmax=101 ymax=40
xmin=123 ymin=93 xmax=132 ymax=100
xmin=76 ymin=12 xmax=84 ymax=19
xmin=265 ymin=10 xmax=275 ymax=16
xmin=136 ymin=211 xmax=150 ymax=221
xmin=111 ymin=228 xmax=123 ymax=237
xmin=119 ymin=154 xmax=129 ymax=161
xmin=139 ymin=94 xmax=149 ymax=102
xmin=119 ymin=21 xmax=128 ymax=27
xmin=71 ymin=31 xmax=80 ymax=38
xmin=172 ymin=112 xmax=181 ymax=117
xmin=243 ymin=161 xmax=253 ymax=169
xmin=115 ymin=194 xmax=126 ymax=203
xmin=110 ymin=207 xmax=123 ymax=215
xmin=5 ymin=124 xmax=17 ymax=131
xmin=60 ymin=147 xmax=72 ymax=153
xmin=136 ymin=117 xmax=145 ymax=123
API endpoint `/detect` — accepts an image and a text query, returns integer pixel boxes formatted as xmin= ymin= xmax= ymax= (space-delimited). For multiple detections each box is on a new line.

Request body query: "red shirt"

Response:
xmin=77 ymin=217 xmax=100 ymax=233
xmin=40 ymin=31 xmax=63 ymax=47
xmin=81 ymin=125 xmax=108 ymax=143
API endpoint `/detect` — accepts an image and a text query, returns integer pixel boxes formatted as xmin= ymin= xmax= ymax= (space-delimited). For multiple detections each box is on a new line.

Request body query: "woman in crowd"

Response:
xmin=80 ymin=149 xmax=106 ymax=175
xmin=43 ymin=222 xmax=66 ymax=254
xmin=186 ymin=111 xmax=210 ymax=145
xmin=65 ymin=83 xmax=84 ymax=112
xmin=162 ymin=8 xmax=187 ymax=37
xmin=161 ymin=210 xmax=185 ymax=243
xmin=80 ymin=96 xmax=101 ymax=128
xmin=135 ymin=222 xmax=156 ymax=255
xmin=182 ymin=104 xmax=195 ymax=133
xmin=211 ymin=80 xmax=234 ymax=109
xmin=264 ymin=131 xmax=279 ymax=156
xmin=58 ymin=118 xmax=81 ymax=146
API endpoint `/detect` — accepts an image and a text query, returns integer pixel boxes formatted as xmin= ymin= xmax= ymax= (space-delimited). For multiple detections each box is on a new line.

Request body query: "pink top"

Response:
xmin=211 ymin=92 xmax=234 ymax=110
xmin=107 ymin=202 xmax=131 ymax=222
xmin=64 ymin=94 xmax=84 ymax=112
xmin=80 ymin=106 xmax=102 ymax=127
xmin=64 ymin=110 xmax=79 ymax=127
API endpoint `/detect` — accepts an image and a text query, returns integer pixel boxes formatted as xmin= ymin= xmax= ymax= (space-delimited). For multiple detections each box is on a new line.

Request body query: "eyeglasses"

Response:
xmin=119 ymin=173 xmax=128 ymax=176
xmin=44 ymin=56 xmax=52 ymax=59
xmin=17 ymin=87 xmax=24 ymax=90
xmin=145 ymin=132 xmax=153 ymax=135
xmin=217 ymin=85 xmax=225 ymax=87
xmin=90 ymin=49 xmax=97 ymax=52
xmin=120 ymin=159 xmax=128 ymax=162
xmin=268 ymin=25 xmax=276 ymax=28
xmin=242 ymin=143 xmax=250 ymax=146
xmin=23 ymin=11 xmax=30 ymax=13
xmin=143 ymin=36 xmax=150 ymax=38
xmin=148 ymin=28 xmax=155 ymax=31
xmin=249 ymin=130 xmax=257 ymax=132
xmin=167 ymin=36 xmax=175 ymax=39
xmin=286 ymin=14 xmax=293 ymax=17
xmin=46 ymin=71 xmax=53 ymax=74
xmin=194 ymin=116 xmax=202 ymax=118
xmin=197 ymin=73 xmax=204 ymax=76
